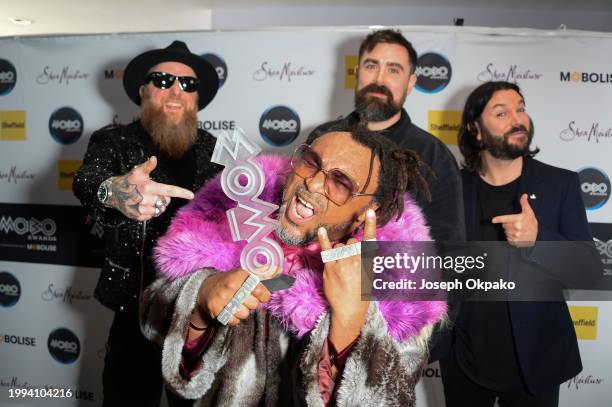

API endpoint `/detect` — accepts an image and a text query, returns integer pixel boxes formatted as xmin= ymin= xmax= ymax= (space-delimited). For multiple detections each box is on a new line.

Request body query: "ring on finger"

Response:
xmin=154 ymin=207 xmax=161 ymax=217
xmin=155 ymin=198 xmax=165 ymax=209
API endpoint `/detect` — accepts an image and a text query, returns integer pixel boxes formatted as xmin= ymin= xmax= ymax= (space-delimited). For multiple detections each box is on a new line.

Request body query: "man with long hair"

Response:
xmin=441 ymin=80 xmax=598 ymax=407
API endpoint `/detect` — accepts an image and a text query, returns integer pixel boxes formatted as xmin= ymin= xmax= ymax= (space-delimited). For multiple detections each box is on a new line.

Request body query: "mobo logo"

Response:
xmin=415 ymin=53 xmax=452 ymax=94
xmin=48 ymin=328 xmax=81 ymax=364
xmin=259 ymin=105 xmax=301 ymax=147
xmin=49 ymin=107 xmax=83 ymax=144
xmin=0 ymin=59 xmax=17 ymax=96
xmin=578 ymin=168 xmax=610 ymax=210
xmin=201 ymin=53 xmax=227 ymax=88
xmin=0 ymin=271 xmax=21 ymax=307
xmin=0 ymin=216 xmax=57 ymax=236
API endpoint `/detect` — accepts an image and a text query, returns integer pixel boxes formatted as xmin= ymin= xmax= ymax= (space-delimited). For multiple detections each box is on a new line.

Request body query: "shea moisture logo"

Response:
xmin=566 ymin=374 xmax=604 ymax=390
xmin=0 ymin=166 xmax=35 ymax=184
xmin=560 ymin=121 xmax=612 ymax=143
xmin=36 ymin=66 xmax=89 ymax=85
xmin=41 ymin=283 xmax=92 ymax=304
xmin=478 ymin=63 xmax=543 ymax=83
xmin=253 ymin=61 xmax=315 ymax=82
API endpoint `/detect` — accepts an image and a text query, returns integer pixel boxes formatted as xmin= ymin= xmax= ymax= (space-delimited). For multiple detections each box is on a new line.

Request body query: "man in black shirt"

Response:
xmin=73 ymin=41 xmax=221 ymax=406
xmin=441 ymin=81 xmax=598 ymax=406
xmin=309 ymin=29 xmax=464 ymax=244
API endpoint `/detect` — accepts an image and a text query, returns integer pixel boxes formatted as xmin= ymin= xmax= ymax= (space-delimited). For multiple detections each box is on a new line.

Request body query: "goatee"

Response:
xmin=141 ymin=98 xmax=197 ymax=159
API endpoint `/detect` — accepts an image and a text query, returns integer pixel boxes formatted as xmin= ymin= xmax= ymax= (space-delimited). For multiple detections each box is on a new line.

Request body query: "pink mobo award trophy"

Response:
xmin=211 ymin=128 xmax=291 ymax=325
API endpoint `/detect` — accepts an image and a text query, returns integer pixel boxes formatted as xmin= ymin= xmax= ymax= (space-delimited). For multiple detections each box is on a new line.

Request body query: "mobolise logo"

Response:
xmin=0 ymin=271 xmax=21 ymax=307
xmin=49 ymin=107 xmax=83 ymax=144
xmin=48 ymin=328 xmax=80 ymax=364
xmin=0 ymin=59 xmax=17 ymax=96
xmin=201 ymin=53 xmax=227 ymax=88
xmin=578 ymin=168 xmax=610 ymax=210
xmin=259 ymin=105 xmax=301 ymax=147
xmin=415 ymin=53 xmax=452 ymax=94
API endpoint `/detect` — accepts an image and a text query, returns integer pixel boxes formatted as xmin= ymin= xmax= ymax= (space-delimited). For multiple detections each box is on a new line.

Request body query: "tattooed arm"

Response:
xmin=73 ymin=124 xmax=194 ymax=224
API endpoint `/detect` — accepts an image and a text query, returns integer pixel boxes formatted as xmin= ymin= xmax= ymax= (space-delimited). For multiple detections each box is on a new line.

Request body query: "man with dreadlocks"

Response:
xmin=140 ymin=125 xmax=446 ymax=406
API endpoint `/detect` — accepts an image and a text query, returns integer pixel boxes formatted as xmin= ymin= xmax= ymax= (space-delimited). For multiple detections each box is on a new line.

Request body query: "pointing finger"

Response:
xmin=148 ymin=182 xmax=195 ymax=200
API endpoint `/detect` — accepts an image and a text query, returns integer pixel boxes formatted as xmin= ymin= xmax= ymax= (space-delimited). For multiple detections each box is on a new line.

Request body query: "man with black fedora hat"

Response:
xmin=74 ymin=40 xmax=221 ymax=406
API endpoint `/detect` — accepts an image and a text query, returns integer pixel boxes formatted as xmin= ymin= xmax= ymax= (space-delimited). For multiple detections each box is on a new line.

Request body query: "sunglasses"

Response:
xmin=290 ymin=144 xmax=376 ymax=206
xmin=144 ymin=72 xmax=199 ymax=93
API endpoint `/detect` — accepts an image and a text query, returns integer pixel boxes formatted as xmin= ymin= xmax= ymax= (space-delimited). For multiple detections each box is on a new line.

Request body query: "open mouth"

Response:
xmin=286 ymin=193 xmax=317 ymax=224
xmin=164 ymin=101 xmax=184 ymax=112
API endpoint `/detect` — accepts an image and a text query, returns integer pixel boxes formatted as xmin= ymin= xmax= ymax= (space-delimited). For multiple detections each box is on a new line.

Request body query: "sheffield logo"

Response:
xmin=577 ymin=168 xmax=610 ymax=210
xmin=201 ymin=53 xmax=228 ymax=88
xmin=0 ymin=110 xmax=26 ymax=140
xmin=415 ymin=53 xmax=452 ymax=94
xmin=49 ymin=107 xmax=83 ymax=144
xmin=478 ymin=63 xmax=543 ymax=83
xmin=48 ymin=328 xmax=80 ymax=364
xmin=0 ymin=59 xmax=17 ymax=96
xmin=560 ymin=71 xmax=612 ymax=84
xmin=0 ymin=271 xmax=21 ymax=307
xmin=259 ymin=105 xmax=301 ymax=147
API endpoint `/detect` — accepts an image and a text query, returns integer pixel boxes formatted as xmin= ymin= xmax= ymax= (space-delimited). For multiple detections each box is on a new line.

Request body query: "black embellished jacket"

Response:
xmin=73 ymin=120 xmax=220 ymax=313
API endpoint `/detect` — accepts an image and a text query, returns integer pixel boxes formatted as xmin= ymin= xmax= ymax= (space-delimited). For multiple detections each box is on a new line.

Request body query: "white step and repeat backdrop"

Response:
xmin=1 ymin=26 xmax=611 ymax=406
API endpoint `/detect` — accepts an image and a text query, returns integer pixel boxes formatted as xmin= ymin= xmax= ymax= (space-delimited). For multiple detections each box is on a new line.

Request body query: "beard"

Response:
xmin=275 ymin=185 xmax=355 ymax=246
xmin=140 ymin=96 xmax=197 ymax=159
xmin=481 ymin=123 xmax=532 ymax=160
xmin=354 ymin=83 xmax=405 ymax=122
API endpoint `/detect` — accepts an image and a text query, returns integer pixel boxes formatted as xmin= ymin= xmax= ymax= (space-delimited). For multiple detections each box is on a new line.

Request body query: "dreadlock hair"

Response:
xmin=359 ymin=29 xmax=418 ymax=74
xmin=306 ymin=123 xmax=431 ymax=227
xmin=459 ymin=81 xmax=539 ymax=173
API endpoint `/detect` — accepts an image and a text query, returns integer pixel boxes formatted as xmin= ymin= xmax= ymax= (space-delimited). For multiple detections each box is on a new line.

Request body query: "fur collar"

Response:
xmin=154 ymin=155 xmax=446 ymax=341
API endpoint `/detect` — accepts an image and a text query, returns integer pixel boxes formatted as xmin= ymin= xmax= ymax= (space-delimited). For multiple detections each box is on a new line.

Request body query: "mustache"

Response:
xmin=504 ymin=124 xmax=528 ymax=137
xmin=358 ymin=83 xmax=393 ymax=99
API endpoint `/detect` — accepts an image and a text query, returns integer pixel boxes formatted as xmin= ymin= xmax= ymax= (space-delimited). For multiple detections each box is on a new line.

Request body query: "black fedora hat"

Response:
xmin=123 ymin=40 xmax=219 ymax=111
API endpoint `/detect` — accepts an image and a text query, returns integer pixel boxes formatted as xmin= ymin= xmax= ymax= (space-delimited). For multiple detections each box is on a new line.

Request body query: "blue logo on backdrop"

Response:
xmin=0 ymin=59 xmax=17 ymax=96
xmin=578 ymin=167 xmax=610 ymax=210
xmin=415 ymin=53 xmax=452 ymax=94
xmin=48 ymin=328 xmax=81 ymax=364
xmin=48 ymin=107 xmax=83 ymax=144
xmin=259 ymin=105 xmax=301 ymax=147
xmin=201 ymin=53 xmax=228 ymax=88
xmin=0 ymin=271 xmax=21 ymax=307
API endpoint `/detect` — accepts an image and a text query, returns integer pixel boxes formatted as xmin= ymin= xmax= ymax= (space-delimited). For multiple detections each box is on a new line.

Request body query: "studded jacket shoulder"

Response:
xmin=73 ymin=120 xmax=221 ymax=312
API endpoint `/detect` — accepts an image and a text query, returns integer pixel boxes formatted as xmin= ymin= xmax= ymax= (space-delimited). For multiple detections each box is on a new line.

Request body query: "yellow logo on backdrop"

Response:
xmin=58 ymin=160 xmax=82 ymax=191
xmin=344 ymin=55 xmax=358 ymax=89
xmin=0 ymin=111 xmax=26 ymax=140
xmin=569 ymin=306 xmax=598 ymax=340
xmin=428 ymin=111 xmax=461 ymax=145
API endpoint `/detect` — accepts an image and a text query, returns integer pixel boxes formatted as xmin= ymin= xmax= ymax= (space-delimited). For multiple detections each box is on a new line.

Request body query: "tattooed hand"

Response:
xmin=106 ymin=156 xmax=195 ymax=221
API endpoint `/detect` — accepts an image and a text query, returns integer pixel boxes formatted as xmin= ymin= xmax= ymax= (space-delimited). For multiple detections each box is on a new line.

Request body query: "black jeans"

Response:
xmin=102 ymin=310 xmax=164 ymax=407
xmin=440 ymin=352 xmax=560 ymax=407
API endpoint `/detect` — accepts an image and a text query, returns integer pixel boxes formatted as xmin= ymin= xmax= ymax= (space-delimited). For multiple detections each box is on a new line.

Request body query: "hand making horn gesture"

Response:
xmin=106 ymin=156 xmax=195 ymax=221
xmin=492 ymin=193 xmax=539 ymax=248
xmin=318 ymin=208 xmax=376 ymax=350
